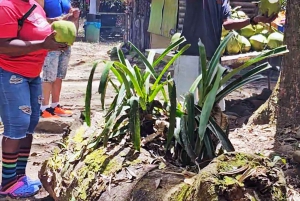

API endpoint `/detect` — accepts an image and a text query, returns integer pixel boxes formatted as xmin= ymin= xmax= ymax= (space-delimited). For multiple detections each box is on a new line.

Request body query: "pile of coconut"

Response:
xmin=222 ymin=0 xmax=284 ymax=55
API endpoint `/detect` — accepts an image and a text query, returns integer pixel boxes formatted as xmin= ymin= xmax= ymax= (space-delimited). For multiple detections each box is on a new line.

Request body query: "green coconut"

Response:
xmin=226 ymin=32 xmax=242 ymax=55
xmin=255 ymin=24 xmax=264 ymax=34
xmin=261 ymin=29 xmax=270 ymax=37
xmin=259 ymin=0 xmax=283 ymax=17
xmin=238 ymin=25 xmax=256 ymax=38
xmin=239 ymin=36 xmax=251 ymax=53
xmin=231 ymin=11 xmax=248 ymax=19
xmin=267 ymin=32 xmax=284 ymax=49
xmin=51 ymin=20 xmax=77 ymax=46
xmin=249 ymin=34 xmax=267 ymax=51
xmin=222 ymin=26 xmax=230 ymax=37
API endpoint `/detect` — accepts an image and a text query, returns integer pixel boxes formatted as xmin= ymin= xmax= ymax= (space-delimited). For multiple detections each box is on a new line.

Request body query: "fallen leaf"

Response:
xmin=158 ymin=162 xmax=166 ymax=170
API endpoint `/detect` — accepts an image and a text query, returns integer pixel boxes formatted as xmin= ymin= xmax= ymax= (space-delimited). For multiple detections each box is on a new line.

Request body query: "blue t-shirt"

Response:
xmin=180 ymin=0 xmax=231 ymax=58
xmin=44 ymin=0 xmax=71 ymax=18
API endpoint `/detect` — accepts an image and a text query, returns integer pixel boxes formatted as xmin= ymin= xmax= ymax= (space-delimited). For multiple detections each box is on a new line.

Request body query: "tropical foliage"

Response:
xmin=84 ymin=32 xmax=288 ymax=166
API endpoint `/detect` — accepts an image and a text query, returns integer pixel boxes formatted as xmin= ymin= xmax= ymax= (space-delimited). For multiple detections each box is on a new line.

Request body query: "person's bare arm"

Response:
xmin=46 ymin=13 xmax=74 ymax=23
xmin=0 ymin=33 xmax=68 ymax=56
xmin=0 ymin=38 xmax=45 ymax=56
xmin=223 ymin=15 xmax=278 ymax=31
xmin=223 ymin=18 xmax=251 ymax=30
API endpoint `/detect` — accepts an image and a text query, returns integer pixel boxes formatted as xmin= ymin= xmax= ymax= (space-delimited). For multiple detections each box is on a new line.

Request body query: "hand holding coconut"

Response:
xmin=42 ymin=32 xmax=68 ymax=51
xmin=252 ymin=14 xmax=278 ymax=24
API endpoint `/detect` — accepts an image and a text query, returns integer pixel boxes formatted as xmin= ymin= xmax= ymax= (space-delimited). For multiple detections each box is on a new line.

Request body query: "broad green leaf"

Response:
xmin=208 ymin=116 xmax=234 ymax=151
xmin=180 ymin=115 xmax=197 ymax=162
xmin=185 ymin=92 xmax=195 ymax=150
xmin=98 ymin=61 xmax=114 ymax=110
xmin=166 ymin=80 xmax=177 ymax=149
xmin=203 ymin=131 xmax=215 ymax=159
xmin=221 ymin=45 xmax=288 ymax=85
xmin=129 ymin=97 xmax=141 ymax=151
xmin=85 ymin=62 xmax=98 ymax=126
xmin=198 ymin=65 xmax=225 ymax=142
xmin=114 ymin=62 xmax=144 ymax=98
xmin=115 ymin=68 xmax=132 ymax=98
xmin=198 ymin=39 xmax=207 ymax=87
xmin=206 ymin=32 xmax=233 ymax=86
xmin=189 ymin=74 xmax=202 ymax=93
xmin=216 ymin=74 xmax=265 ymax=102
xmin=134 ymin=65 xmax=143 ymax=87
xmin=152 ymin=44 xmax=190 ymax=91
xmin=147 ymin=50 xmax=156 ymax=65
xmin=117 ymin=45 xmax=126 ymax=65
xmin=149 ymin=81 xmax=169 ymax=102
xmin=153 ymin=37 xmax=186 ymax=67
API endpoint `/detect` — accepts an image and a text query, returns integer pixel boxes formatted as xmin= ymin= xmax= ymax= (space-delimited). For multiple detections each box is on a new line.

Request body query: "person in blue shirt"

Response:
xmin=40 ymin=0 xmax=80 ymax=118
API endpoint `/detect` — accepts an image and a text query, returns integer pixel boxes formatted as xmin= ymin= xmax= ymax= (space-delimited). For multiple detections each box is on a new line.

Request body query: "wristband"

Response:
xmin=250 ymin=16 xmax=258 ymax=25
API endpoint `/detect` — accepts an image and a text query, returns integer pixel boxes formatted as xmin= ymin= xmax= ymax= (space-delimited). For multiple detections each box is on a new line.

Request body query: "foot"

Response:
xmin=0 ymin=176 xmax=41 ymax=198
xmin=41 ymin=107 xmax=60 ymax=118
xmin=53 ymin=104 xmax=73 ymax=117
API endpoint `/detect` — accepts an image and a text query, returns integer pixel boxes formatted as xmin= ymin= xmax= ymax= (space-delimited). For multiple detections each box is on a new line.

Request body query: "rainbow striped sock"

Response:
xmin=1 ymin=152 xmax=18 ymax=191
xmin=16 ymin=147 xmax=30 ymax=176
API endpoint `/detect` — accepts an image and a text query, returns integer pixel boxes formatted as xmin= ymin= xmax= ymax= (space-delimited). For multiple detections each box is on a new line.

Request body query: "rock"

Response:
xmin=292 ymin=151 xmax=300 ymax=163
xmin=35 ymin=117 xmax=75 ymax=134
xmin=280 ymin=145 xmax=295 ymax=155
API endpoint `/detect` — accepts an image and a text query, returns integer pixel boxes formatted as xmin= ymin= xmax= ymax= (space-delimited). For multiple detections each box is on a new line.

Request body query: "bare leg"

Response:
xmin=51 ymin=78 xmax=62 ymax=104
xmin=41 ymin=82 xmax=52 ymax=107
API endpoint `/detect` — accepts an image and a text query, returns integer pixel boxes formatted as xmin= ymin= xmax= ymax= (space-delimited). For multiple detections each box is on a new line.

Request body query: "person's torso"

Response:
xmin=0 ymin=0 xmax=52 ymax=78
xmin=44 ymin=0 xmax=71 ymax=18
xmin=181 ymin=0 xmax=225 ymax=58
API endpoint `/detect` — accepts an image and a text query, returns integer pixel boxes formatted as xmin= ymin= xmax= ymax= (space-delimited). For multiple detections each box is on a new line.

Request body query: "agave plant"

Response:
xmin=84 ymin=37 xmax=190 ymax=151
xmin=169 ymin=32 xmax=288 ymax=165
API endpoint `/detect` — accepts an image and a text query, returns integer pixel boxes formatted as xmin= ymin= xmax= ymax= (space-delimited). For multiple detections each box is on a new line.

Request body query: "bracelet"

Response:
xmin=250 ymin=16 xmax=258 ymax=25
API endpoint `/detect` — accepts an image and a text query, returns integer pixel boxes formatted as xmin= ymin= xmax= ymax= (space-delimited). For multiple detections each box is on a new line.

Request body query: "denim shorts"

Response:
xmin=41 ymin=47 xmax=71 ymax=82
xmin=0 ymin=68 xmax=42 ymax=139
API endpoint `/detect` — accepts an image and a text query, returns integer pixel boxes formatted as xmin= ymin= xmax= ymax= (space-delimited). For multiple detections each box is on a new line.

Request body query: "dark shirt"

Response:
xmin=180 ymin=0 xmax=231 ymax=58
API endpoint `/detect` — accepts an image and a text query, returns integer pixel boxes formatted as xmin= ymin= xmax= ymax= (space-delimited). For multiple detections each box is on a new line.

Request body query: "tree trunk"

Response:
xmin=276 ymin=0 xmax=300 ymax=129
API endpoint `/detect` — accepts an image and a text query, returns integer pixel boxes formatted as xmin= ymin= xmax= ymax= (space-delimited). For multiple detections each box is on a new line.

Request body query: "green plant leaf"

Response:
xmin=109 ymin=78 xmax=119 ymax=93
xmin=206 ymin=32 xmax=233 ymax=86
xmin=221 ymin=45 xmax=288 ymax=85
xmin=85 ymin=62 xmax=99 ymax=126
xmin=147 ymin=50 xmax=156 ymax=65
xmin=98 ymin=61 xmax=114 ymax=110
xmin=166 ymin=79 xmax=177 ymax=149
xmin=149 ymin=81 xmax=169 ymax=102
xmin=198 ymin=65 xmax=225 ymax=143
xmin=216 ymin=74 xmax=265 ymax=103
xmin=189 ymin=74 xmax=202 ymax=93
xmin=129 ymin=41 xmax=157 ymax=78
xmin=198 ymin=39 xmax=207 ymax=87
xmin=153 ymin=36 xmax=186 ymax=67
xmin=117 ymin=44 xmax=126 ymax=65
xmin=152 ymin=44 xmax=190 ymax=91
xmin=115 ymin=68 xmax=132 ymax=99
xmin=129 ymin=97 xmax=141 ymax=151
xmin=185 ymin=92 xmax=195 ymax=150
xmin=180 ymin=115 xmax=197 ymax=162
xmin=203 ymin=130 xmax=215 ymax=159
xmin=114 ymin=62 xmax=144 ymax=98
xmin=208 ymin=116 xmax=235 ymax=151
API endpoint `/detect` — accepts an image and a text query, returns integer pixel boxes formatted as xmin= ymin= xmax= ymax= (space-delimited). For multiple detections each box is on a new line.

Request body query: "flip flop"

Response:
xmin=20 ymin=176 xmax=42 ymax=188
xmin=0 ymin=176 xmax=40 ymax=199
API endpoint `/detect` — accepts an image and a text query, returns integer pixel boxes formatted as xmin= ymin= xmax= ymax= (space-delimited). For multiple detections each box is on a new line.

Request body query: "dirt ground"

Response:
xmin=0 ymin=39 xmax=299 ymax=200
